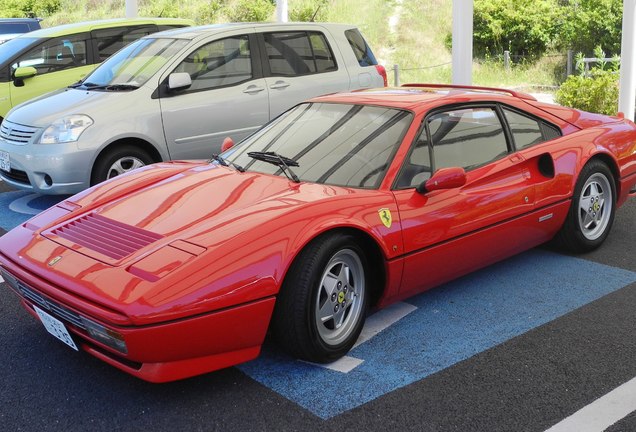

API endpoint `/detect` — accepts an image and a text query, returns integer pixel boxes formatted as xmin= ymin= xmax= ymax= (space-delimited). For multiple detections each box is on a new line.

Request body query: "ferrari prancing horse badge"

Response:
xmin=378 ymin=208 xmax=392 ymax=228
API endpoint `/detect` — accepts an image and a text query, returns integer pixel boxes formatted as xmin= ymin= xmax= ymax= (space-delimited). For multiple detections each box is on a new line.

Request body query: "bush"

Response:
xmin=555 ymin=70 xmax=619 ymax=115
xmin=227 ymin=0 xmax=274 ymax=22
xmin=289 ymin=0 xmax=329 ymax=22
xmin=0 ymin=0 xmax=61 ymax=17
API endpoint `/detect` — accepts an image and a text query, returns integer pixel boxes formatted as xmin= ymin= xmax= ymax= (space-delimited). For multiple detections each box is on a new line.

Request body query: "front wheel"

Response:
xmin=272 ymin=233 xmax=369 ymax=363
xmin=91 ymin=145 xmax=153 ymax=186
xmin=555 ymin=159 xmax=616 ymax=252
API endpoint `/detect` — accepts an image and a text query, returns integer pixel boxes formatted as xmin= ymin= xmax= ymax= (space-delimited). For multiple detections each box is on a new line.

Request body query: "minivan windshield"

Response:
xmin=79 ymin=37 xmax=188 ymax=89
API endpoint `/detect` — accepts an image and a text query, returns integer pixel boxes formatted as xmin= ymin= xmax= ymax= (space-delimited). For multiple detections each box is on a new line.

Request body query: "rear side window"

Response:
xmin=93 ymin=25 xmax=156 ymax=62
xmin=345 ymin=28 xmax=378 ymax=67
xmin=502 ymin=108 xmax=562 ymax=149
xmin=264 ymin=31 xmax=337 ymax=76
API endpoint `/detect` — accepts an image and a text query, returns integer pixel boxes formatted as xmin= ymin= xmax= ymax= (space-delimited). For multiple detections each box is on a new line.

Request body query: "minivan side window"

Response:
xmin=174 ymin=35 xmax=252 ymax=91
xmin=93 ymin=25 xmax=156 ymax=62
xmin=264 ymin=31 xmax=337 ymax=76
xmin=12 ymin=37 xmax=88 ymax=75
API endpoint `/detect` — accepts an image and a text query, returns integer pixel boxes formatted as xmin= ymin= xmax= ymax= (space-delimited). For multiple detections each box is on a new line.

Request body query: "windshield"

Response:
xmin=80 ymin=37 xmax=188 ymax=88
xmin=224 ymin=103 xmax=412 ymax=189
xmin=0 ymin=37 xmax=37 ymax=64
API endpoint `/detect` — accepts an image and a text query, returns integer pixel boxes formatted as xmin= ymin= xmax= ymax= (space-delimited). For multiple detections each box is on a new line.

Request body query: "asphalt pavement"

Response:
xmin=0 ymin=180 xmax=634 ymax=432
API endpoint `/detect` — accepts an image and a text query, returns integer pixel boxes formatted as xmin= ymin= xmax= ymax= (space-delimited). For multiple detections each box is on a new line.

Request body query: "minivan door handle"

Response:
xmin=269 ymin=81 xmax=290 ymax=90
xmin=243 ymin=85 xmax=265 ymax=94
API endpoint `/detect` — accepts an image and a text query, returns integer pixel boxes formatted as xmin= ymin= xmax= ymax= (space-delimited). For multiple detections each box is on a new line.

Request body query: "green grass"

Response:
xmin=36 ymin=0 xmax=561 ymax=90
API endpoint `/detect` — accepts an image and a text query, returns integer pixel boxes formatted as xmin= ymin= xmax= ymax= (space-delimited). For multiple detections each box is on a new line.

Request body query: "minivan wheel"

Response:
xmin=91 ymin=145 xmax=153 ymax=186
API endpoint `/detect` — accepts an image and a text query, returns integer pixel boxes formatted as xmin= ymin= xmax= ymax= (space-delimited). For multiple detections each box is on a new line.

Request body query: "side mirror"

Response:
xmin=167 ymin=72 xmax=192 ymax=92
xmin=221 ymin=136 xmax=234 ymax=152
xmin=14 ymin=66 xmax=37 ymax=80
xmin=416 ymin=167 xmax=466 ymax=194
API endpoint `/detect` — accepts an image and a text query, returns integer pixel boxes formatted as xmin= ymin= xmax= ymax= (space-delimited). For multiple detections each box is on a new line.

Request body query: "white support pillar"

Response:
xmin=618 ymin=0 xmax=636 ymax=120
xmin=451 ymin=0 xmax=473 ymax=85
xmin=125 ymin=0 xmax=138 ymax=18
xmin=276 ymin=0 xmax=288 ymax=23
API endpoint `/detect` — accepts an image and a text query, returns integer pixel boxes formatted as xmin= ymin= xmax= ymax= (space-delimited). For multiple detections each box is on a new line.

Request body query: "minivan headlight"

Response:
xmin=40 ymin=115 xmax=93 ymax=144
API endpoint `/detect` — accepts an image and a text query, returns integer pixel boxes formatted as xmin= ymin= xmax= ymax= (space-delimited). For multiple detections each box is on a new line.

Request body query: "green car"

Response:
xmin=0 ymin=17 xmax=193 ymax=121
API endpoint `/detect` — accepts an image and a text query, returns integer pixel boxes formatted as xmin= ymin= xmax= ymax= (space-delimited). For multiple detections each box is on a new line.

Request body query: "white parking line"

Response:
xmin=0 ymin=274 xmax=3 ymax=283
xmin=353 ymin=301 xmax=418 ymax=348
xmin=307 ymin=301 xmax=418 ymax=373
xmin=545 ymin=376 xmax=636 ymax=432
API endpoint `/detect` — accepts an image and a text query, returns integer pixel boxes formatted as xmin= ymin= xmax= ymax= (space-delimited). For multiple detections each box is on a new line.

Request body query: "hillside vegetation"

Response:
xmin=3 ymin=0 xmax=580 ymax=88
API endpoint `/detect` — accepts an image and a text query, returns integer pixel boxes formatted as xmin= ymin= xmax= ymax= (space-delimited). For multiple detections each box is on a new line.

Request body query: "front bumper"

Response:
xmin=0 ymin=136 xmax=92 ymax=195
xmin=0 ymin=262 xmax=276 ymax=383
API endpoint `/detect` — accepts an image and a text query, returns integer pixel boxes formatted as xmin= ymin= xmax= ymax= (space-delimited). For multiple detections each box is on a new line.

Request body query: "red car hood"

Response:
xmin=2 ymin=162 xmax=395 ymax=325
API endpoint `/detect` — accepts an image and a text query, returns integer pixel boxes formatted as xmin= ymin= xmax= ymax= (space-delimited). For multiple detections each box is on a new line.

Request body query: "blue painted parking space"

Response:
xmin=239 ymin=251 xmax=636 ymax=419
xmin=0 ymin=190 xmax=64 ymax=231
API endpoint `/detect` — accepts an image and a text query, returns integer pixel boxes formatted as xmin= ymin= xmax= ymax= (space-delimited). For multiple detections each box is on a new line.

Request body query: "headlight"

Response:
xmin=39 ymin=115 xmax=93 ymax=144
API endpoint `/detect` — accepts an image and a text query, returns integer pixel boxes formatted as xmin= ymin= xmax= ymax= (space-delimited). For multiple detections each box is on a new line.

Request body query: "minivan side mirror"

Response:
xmin=168 ymin=72 xmax=192 ymax=92
xmin=14 ymin=66 xmax=37 ymax=80
xmin=416 ymin=167 xmax=466 ymax=194
xmin=221 ymin=137 xmax=234 ymax=152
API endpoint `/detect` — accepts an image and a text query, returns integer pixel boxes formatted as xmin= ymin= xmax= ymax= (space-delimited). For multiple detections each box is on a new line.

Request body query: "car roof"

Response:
xmin=13 ymin=17 xmax=193 ymax=39
xmin=0 ymin=18 xmax=41 ymax=23
xmin=309 ymin=85 xmax=539 ymax=111
xmin=150 ymin=21 xmax=359 ymax=40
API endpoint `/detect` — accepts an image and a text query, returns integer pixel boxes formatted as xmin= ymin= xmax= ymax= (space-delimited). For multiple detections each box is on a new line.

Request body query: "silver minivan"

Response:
xmin=0 ymin=22 xmax=386 ymax=194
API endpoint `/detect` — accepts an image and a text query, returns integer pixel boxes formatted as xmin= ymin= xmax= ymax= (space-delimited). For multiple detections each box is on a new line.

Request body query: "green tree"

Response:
xmin=473 ymin=0 xmax=562 ymax=59
xmin=557 ymin=0 xmax=623 ymax=56
xmin=0 ymin=0 xmax=61 ymax=17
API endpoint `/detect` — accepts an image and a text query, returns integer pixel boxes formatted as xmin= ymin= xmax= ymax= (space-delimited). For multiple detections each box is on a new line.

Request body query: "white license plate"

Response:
xmin=0 ymin=150 xmax=9 ymax=172
xmin=34 ymin=305 xmax=79 ymax=351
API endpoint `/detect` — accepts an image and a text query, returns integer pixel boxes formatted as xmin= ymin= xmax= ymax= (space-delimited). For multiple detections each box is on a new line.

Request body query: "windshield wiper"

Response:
xmin=77 ymin=83 xmax=139 ymax=91
xmin=247 ymin=151 xmax=300 ymax=183
xmin=210 ymin=153 xmax=245 ymax=172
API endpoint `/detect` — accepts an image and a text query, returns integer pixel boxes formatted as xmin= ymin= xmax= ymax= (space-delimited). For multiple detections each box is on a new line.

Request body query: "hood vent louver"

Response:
xmin=50 ymin=213 xmax=163 ymax=260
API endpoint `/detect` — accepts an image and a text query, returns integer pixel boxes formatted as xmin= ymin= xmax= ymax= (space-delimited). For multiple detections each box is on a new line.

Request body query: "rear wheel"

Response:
xmin=91 ymin=145 xmax=153 ymax=186
xmin=272 ymin=233 xmax=369 ymax=363
xmin=555 ymin=159 xmax=616 ymax=252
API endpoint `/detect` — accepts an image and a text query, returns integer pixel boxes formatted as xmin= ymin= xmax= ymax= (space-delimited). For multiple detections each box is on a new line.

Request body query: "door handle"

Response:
xmin=243 ymin=86 xmax=265 ymax=94
xmin=269 ymin=81 xmax=290 ymax=89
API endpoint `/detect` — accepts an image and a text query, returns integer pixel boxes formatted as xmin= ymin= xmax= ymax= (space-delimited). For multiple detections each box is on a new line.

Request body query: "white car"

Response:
xmin=0 ymin=22 xmax=387 ymax=194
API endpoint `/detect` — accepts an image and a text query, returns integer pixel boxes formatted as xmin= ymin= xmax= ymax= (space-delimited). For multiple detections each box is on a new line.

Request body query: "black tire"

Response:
xmin=271 ymin=233 xmax=369 ymax=363
xmin=91 ymin=145 xmax=153 ymax=186
xmin=555 ymin=159 xmax=616 ymax=253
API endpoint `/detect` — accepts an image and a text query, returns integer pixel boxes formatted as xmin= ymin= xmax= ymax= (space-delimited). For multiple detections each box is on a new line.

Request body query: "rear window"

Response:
xmin=345 ymin=28 xmax=377 ymax=67
xmin=0 ymin=23 xmax=32 ymax=34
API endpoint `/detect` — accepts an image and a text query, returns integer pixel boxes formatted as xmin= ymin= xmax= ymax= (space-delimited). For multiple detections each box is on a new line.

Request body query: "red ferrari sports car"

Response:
xmin=1 ymin=84 xmax=635 ymax=382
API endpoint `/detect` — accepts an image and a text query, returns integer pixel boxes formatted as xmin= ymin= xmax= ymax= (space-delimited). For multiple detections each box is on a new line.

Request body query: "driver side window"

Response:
xmin=174 ymin=35 xmax=252 ymax=92
xmin=395 ymin=106 xmax=509 ymax=189
xmin=13 ymin=37 xmax=88 ymax=75
xmin=429 ymin=107 xmax=508 ymax=171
